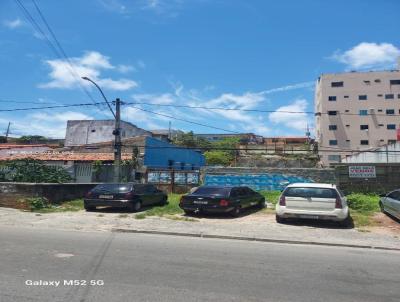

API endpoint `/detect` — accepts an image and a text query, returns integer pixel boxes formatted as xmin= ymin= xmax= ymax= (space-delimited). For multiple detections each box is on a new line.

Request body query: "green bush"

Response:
xmin=0 ymin=159 xmax=72 ymax=183
xmin=204 ymin=151 xmax=232 ymax=166
xmin=25 ymin=197 xmax=50 ymax=211
xmin=346 ymin=193 xmax=380 ymax=214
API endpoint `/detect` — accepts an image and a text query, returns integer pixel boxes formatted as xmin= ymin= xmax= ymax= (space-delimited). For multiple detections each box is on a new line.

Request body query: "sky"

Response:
xmin=0 ymin=0 xmax=399 ymax=138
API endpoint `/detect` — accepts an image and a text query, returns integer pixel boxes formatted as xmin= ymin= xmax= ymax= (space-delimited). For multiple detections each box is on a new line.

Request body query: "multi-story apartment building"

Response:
xmin=315 ymin=70 xmax=400 ymax=166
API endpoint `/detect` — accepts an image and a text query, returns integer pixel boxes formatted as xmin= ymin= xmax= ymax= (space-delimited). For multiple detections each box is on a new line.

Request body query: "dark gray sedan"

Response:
xmin=179 ymin=186 xmax=265 ymax=217
xmin=84 ymin=183 xmax=167 ymax=212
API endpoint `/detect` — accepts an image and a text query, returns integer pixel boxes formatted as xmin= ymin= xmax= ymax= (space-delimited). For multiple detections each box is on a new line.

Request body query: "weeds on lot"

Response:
xmin=134 ymin=194 xmax=184 ymax=219
xmin=346 ymin=193 xmax=380 ymax=228
xmin=23 ymin=198 xmax=84 ymax=213
xmin=118 ymin=214 xmax=129 ymax=218
xmin=260 ymin=191 xmax=281 ymax=206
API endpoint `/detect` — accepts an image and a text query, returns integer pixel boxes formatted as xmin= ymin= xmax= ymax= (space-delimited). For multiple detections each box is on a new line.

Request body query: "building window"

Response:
xmin=374 ymin=79 xmax=381 ymax=83
xmin=377 ymin=109 xmax=383 ymax=112
xmin=331 ymin=81 xmax=343 ymax=87
xmin=91 ymin=129 xmax=96 ymax=133
xmin=328 ymin=155 xmax=341 ymax=162
xmin=328 ymin=111 xmax=337 ymax=115
xmin=344 ymin=95 xmax=349 ymax=98
xmin=328 ymin=96 xmax=337 ymax=101
xmin=360 ymin=125 xmax=369 ymax=130
xmin=377 ymin=94 xmax=383 ymax=97
xmin=329 ymin=140 xmax=338 ymax=146
xmin=358 ymin=95 xmax=367 ymax=100
xmin=345 ymin=125 xmax=350 ymax=127
xmin=363 ymin=80 xmax=371 ymax=85
xmin=360 ymin=140 xmax=369 ymax=145
xmin=385 ymin=94 xmax=394 ymax=99
xmin=398 ymin=94 xmax=400 ymax=99
xmin=378 ymin=124 xmax=384 ymax=127
xmin=390 ymin=79 xmax=400 ymax=85
xmin=388 ymin=140 xmax=397 ymax=144
xmin=346 ymin=139 xmax=350 ymax=142
xmin=359 ymin=110 xmax=368 ymax=116
xmin=386 ymin=109 xmax=395 ymax=115
xmin=387 ymin=124 xmax=396 ymax=130
xmin=329 ymin=125 xmax=337 ymax=130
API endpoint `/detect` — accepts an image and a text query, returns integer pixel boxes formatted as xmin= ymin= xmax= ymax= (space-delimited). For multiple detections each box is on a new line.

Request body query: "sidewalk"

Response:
xmin=0 ymin=207 xmax=399 ymax=250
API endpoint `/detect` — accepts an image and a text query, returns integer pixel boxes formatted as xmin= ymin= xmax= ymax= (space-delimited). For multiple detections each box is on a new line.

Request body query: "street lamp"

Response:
xmin=81 ymin=76 xmax=122 ymax=183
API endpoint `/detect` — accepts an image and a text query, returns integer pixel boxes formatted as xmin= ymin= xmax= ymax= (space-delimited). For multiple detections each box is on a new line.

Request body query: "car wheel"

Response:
xmin=84 ymin=205 xmax=96 ymax=212
xmin=159 ymin=196 xmax=168 ymax=206
xmin=379 ymin=201 xmax=385 ymax=213
xmin=276 ymin=215 xmax=286 ymax=224
xmin=128 ymin=201 xmax=141 ymax=212
xmin=339 ymin=215 xmax=351 ymax=227
xmin=258 ymin=199 xmax=266 ymax=209
xmin=231 ymin=206 xmax=241 ymax=217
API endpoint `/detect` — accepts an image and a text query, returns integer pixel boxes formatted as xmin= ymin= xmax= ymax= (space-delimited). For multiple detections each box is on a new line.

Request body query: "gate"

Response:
xmin=74 ymin=163 xmax=93 ymax=183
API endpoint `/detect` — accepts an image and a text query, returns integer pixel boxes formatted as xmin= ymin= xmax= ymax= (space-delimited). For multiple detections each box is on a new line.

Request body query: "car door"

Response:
xmin=230 ymin=188 xmax=242 ymax=206
xmin=390 ymin=190 xmax=400 ymax=218
xmin=384 ymin=191 xmax=398 ymax=215
xmin=148 ymin=185 xmax=164 ymax=205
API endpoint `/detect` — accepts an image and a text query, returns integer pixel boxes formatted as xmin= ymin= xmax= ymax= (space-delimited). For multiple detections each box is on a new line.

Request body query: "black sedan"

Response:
xmin=84 ymin=183 xmax=167 ymax=212
xmin=179 ymin=186 xmax=265 ymax=217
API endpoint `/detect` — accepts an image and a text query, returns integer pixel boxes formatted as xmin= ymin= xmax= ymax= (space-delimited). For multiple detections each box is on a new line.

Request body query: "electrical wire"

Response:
xmin=14 ymin=0 xmax=100 ymax=108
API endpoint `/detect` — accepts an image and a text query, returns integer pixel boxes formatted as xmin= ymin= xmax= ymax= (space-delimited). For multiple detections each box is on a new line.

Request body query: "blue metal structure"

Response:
xmin=204 ymin=174 xmax=314 ymax=191
xmin=144 ymin=137 xmax=205 ymax=170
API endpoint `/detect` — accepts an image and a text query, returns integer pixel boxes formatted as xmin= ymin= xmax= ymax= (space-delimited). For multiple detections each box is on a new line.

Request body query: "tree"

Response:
xmin=172 ymin=131 xmax=211 ymax=149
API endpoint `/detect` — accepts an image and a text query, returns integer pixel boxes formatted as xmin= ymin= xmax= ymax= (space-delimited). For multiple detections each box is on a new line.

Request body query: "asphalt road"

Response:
xmin=0 ymin=227 xmax=399 ymax=302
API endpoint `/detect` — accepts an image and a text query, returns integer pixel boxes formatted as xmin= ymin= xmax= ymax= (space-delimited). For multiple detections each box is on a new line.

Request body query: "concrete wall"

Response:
xmin=342 ymin=142 xmax=400 ymax=163
xmin=315 ymin=70 xmax=400 ymax=165
xmin=203 ymin=167 xmax=336 ymax=191
xmin=335 ymin=163 xmax=400 ymax=194
xmin=65 ymin=120 xmax=152 ymax=146
xmin=0 ymin=182 xmax=99 ymax=209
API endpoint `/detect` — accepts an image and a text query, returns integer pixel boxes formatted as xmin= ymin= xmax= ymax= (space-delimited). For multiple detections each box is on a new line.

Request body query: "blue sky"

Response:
xmin=0 ymin=0 xmax=399 ymax=138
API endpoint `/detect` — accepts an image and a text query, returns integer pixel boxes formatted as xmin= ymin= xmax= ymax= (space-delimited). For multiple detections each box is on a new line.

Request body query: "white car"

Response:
xmin=275 ymin=183 xmax=350 ymax=225
xmin=379 ymin=190 xmax=400 ymax=220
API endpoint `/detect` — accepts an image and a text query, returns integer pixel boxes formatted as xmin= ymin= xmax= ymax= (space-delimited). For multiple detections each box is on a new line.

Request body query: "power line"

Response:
xmin=128 ymin=106 xmax=242 ymax=134
xmin=115 ymin=144 xmax=400 ymax=153
xmin=2 ymin=98 xmax=400 ymax=117
xmin=14 ymin=0 xmax=100 ymax=108
xmin=0 ymin=102 xmax=106 ymax=112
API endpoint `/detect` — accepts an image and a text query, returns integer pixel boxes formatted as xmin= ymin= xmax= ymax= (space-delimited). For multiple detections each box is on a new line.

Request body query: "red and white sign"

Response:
xmin=349 ymin=166 xmax=376 ymax=178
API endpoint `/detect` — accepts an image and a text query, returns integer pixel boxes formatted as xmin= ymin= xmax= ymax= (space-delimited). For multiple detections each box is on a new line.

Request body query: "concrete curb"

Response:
xmin=112 ymin=228 xmax=400 ymax=252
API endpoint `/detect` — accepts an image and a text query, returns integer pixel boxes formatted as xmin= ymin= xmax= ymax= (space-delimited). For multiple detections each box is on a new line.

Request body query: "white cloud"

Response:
xmin=3 ymin=18 xmax=23 ymax=29
xmin=258 ymin=81 xmax=314 ymax=95
xmin=332 ymin=42 xmax=400 ymax=69
xmin=0 ymin=111 xmax=93 ymax=138
xmin=39 ymin=51 xmax=138 ymax=91
xmin=132 ymin=93 xmax=177 ymax=105
xmin=269 ymin=99 xmax=310 ymax=130
xmin=117 ymin=64 xmax=135 ymax=73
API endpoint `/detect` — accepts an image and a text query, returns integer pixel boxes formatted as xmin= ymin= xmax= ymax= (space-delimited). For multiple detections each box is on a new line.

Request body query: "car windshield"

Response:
xmin=191 ymin=187 xmax=231 ymax=197
xmin=93 ymin=184 xmax=133 ymax=194
xmin=284 ymin=187 xmax=338 ymax=198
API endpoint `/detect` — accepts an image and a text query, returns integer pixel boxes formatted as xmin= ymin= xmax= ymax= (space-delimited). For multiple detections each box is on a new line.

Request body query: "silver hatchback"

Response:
xmin=379 ymin=190 xmax=400 ymax=221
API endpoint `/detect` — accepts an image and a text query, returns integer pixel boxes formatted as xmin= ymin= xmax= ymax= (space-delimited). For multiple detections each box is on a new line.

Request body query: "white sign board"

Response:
xmin=349 ymin=166 xmax=376 ymax=178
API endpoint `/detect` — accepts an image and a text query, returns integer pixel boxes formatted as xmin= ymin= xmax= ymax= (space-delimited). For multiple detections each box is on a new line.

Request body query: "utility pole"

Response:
xmin=5 ymin=122 xmax=11 ymax=143
xmin=113 ymin=98 xmax=122 ymax=182
xmin=81 ymin=77 xmax=122 ymax=183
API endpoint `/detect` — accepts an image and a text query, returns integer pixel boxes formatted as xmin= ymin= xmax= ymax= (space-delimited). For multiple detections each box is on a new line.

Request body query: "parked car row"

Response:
xmin=83 ymin=182 xmax=400 ymax=226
